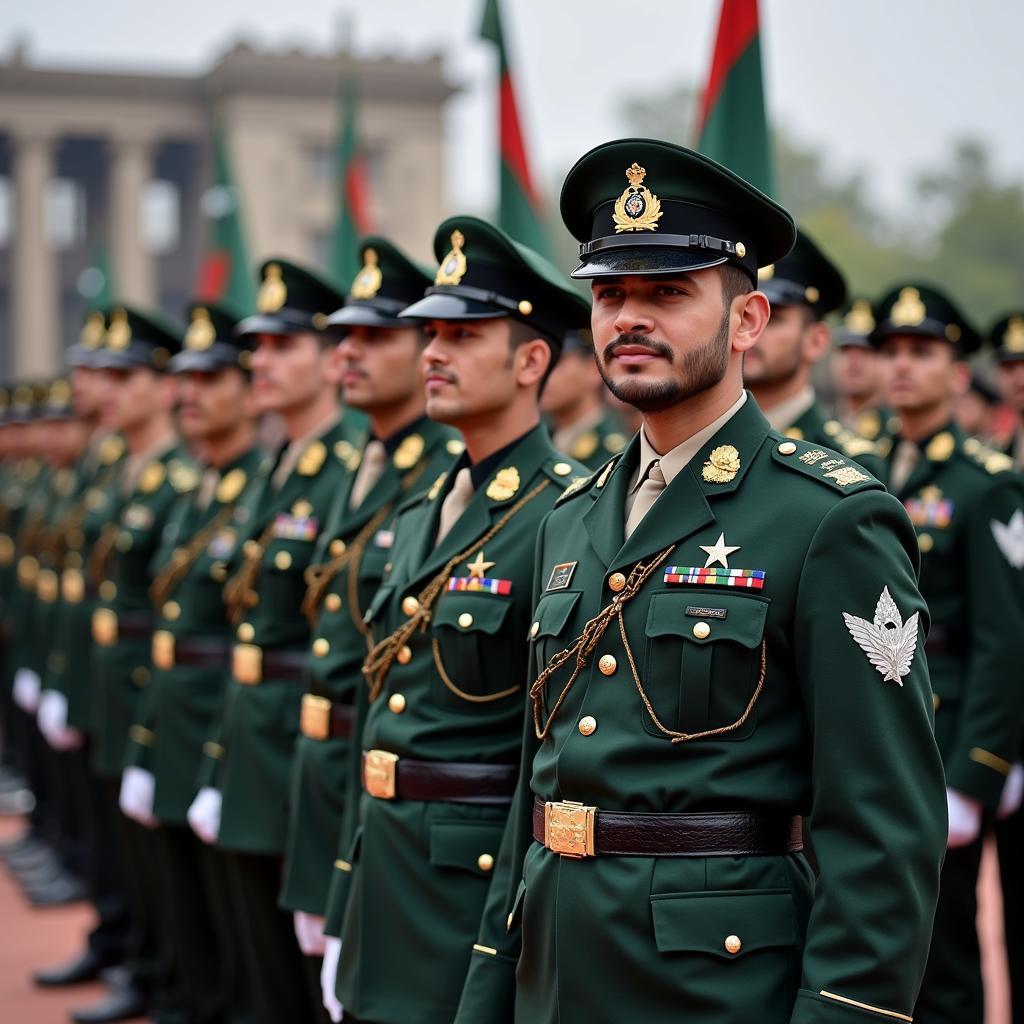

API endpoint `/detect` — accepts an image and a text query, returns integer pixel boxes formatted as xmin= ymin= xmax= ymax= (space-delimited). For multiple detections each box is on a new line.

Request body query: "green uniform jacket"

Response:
xmin=90 ymin=446 xmax=194 ymax=779
xmin=882 ymin=423 xmax=1024 ymax=808
xmin=207 ymin=415 xmax=363 ymax=855
xmin=456 ymin=397 xmax=946 ymax=1024
xmin=123 ymin=446 xmax=267 ymax=822
xmin=332 ymin=424 xmax=586 ymax=1024
xmin=554 ymin=407 xmax=630 ymax=471
xmin=279 ymin=418 xmax=460 ymax=914
xmin=7 ymin=462 xmax=50 ymax=678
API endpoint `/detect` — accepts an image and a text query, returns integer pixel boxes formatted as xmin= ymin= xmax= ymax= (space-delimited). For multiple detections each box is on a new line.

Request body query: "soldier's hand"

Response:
xmin=119 ymin=767 xmax=159 ymax=828
xmin=320 ymin=936 xmax=344 ymax=1022
xmin=997 ymin=764 xmax=1024 ymax=820
xmin=946 ymin=787 xmax=982 ymax=848
xmin=37 ymin=690 xmax=83 ymax=751
xmin=187 ymin=786 xmax=222 ymax=845
xmin=294 ymin=910 xmax=328 ymax=956
xmin=12 ymin=668 xmax=41 ymax=713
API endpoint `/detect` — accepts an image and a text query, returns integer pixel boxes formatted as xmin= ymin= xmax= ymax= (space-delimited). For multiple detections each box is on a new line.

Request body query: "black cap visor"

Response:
xmin=572 ymin=244 xmax=730 ymax=280
xmin=169 ymin=345 xmax=247 ymax=375
xmin=400 ymin=289 xmax=510 ymax=323
xmin=326 ymin=298 xmax=413 ymax=331
xmin=235 ymin=310 xmax=318 ymax=338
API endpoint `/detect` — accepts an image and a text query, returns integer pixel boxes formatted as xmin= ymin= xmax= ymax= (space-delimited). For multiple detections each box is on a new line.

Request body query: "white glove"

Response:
xmin=320 ymin=935 xmax=344 ymax=1022
xmin=187 ymin=786 xmax=222 ymax=845
xmin=119 ymin=767 xmax=158 ymax=828
xmin=13 ymin=668 xmax=41 ymax=713
xmin=294 ymin=911 xmax=328 ymax=956
xmin=998 ymin=763 xmax=1024 ymax=820
xmin=946 ymin=787 xmax=982 ymax=848
xmin=38 ymin=690 xmax=84 ymax=751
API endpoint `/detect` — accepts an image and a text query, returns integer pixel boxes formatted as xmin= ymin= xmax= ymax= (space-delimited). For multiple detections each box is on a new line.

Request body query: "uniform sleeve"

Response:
xmin=944 ymin=474 xmax=1024 ymax=808
xmin=790 ymin=489 xmax=946 ymax=1024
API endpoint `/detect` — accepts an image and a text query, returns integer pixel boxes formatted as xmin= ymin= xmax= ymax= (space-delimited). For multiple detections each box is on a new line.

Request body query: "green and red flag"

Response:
xmin=479 ymin=0 xmax=551 ymax=257
xmin=78 ymin=241 xmax=115 ymax=309
xmin=328 ymin=77 xmax=374 ymax=288
xmin=195 ymin=123 xmax=256 ymax=315
xmin=695 ymin=0 xmax=775 ymax=197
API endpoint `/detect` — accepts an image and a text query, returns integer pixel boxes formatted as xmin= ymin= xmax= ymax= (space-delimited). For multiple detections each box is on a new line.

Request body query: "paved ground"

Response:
xmin=0 ymin=814 xmax=1013 ymax=1022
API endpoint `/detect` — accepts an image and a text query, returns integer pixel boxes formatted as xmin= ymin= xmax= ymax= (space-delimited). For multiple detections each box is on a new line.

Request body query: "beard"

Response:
xmin=596 ymin=312 xmax=731 ymax=413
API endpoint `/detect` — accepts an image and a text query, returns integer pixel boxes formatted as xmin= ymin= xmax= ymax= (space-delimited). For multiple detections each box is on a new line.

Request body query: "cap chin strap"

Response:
xmin=579 ymin=232 xmax=744 ymax=259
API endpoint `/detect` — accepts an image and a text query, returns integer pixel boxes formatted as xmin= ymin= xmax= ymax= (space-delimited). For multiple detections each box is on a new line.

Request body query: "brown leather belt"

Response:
xmin=361 ymin=749 xmax=517 ymax=804
xmin=533 ymin=798 xmax=803 ymax=858
xmin=152 ymin=632 xmax=230 ymax=671
xmin=300 ymin=694 xmax=355 ymax=740
xmin=92 ymin=608 xmax=153 ymax=647
xmin=232 ymin=644 xmax=307 ymax=686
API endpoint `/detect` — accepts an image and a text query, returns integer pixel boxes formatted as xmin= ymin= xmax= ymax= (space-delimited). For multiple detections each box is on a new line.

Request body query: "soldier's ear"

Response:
xmin=732 ymin=290 xmax=771 ymax=355
xmin=801 ymin=321 xmax=832 ymax=366
xmin=950 ymin=360 xmax=971 ymax=398
xmin=514 ymin=336 xmax=552 ymax=390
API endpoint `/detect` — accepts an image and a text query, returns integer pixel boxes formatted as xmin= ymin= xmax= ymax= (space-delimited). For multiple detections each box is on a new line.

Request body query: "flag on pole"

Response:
xmin=77 ymin=241 xmax=115 ymax=308
xmin=195 ymin=124 xmax=256 ymax=315
xmin=695 ymin=0 xmax=775 ymax=197
xmin=328 ymin=77 xmax=374 ymax=288
xmin=479 ymin=0 xmax=550 ymax=256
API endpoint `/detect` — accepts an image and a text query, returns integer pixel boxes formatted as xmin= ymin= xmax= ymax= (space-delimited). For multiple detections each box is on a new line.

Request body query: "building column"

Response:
xmin=11 ymin=132 xmax=59 ymax=378
xmin=108 ymin=134 xmax=156 ymax=306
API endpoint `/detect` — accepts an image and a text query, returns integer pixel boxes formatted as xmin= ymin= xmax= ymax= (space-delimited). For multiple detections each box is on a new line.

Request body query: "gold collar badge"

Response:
xmin=107 ymin=309 xmax=132 ymax=351
xmin=435 ymin=230 xmax=467 ymax=286
xmin=613 ymin=163 xmax=663 ymax=233
xmin=890 ymin=287 xmax=926 ymax=327
xmin=351 ymin=248 xmax=383 ymax=300
xmin=486 ymin=466 xmax=520 ymax=501
xmin=1004 ymin=316 xmax=1024 ymax=353
xmin=702 ymin=444 xmax=741 ymax=484
xmin=257 ymin=263 xmax=287 ymax=313
xmin=186 ymin=308 xmax=216 ymax=351
xmin=393 ymin=433 xmax=425 ymax=470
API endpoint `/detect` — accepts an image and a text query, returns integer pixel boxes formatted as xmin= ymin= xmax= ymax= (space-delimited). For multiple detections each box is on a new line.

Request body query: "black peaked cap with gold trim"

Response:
xmin=235 ymin=259 xmax=345 ymax=338
xmin=989 ymin=312 xmax=1024 ymax=364
xmin=68 ymin=309 xmax=108 ymax=369
xmin=94 ymin=306 xmax=183 ymax=373
xmin=870 ymin=282 xmax=980 ymax=355
xmin=400 ymin=215 xmax=591 ymax=348
xmin=757 ymin=228 xmax=846 ymax=318
xmin=39 ymin=378 xmax=74 ymax=421
xmin=326 ymin=237 xmax=433 ymax=330
xmin=170 ymin=302 xmax=252 ymax=374
xmin=835 ymin=297 xmax=877 ymax=350
xmin=560 ymin=138 xmax=795 ymax=283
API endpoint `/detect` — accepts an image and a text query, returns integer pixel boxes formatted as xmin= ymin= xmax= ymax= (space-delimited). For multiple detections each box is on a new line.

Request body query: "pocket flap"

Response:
xmin=434 ymin=593 xmax=512 ymax=636
xmin=650 ymin=889 xmax=795 ymax=957
xmin=531 ymin=590 xmax=581 ymax=640
xmin=430 ymin=821 xmax=506 ymax=876
xmin=645 ymin=592 xmax=768 ymax=648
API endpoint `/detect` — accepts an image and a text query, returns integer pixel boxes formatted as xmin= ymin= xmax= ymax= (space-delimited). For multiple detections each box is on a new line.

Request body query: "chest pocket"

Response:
xmin=432 ymin=592 xmax=517 ymax=710
xmin=642 ymin=591 xmax=768 ymax=741
xmin=530 ymin=590 xmax=582 ymax=675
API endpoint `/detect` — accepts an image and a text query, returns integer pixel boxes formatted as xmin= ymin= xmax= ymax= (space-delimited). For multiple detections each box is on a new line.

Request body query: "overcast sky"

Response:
xmin=4 ymin=0 xmax=1023 ymax=218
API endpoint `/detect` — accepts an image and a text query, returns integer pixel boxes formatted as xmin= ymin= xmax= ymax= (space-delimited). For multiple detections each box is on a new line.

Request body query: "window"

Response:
xmin=142 ymin=179 xmax=180 ymax=253
xmin=45 ymin=178 xmax=86 ymax=250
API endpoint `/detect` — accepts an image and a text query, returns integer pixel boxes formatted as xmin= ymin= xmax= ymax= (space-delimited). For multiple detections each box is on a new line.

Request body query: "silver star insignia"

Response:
xmin=992 ymin=509 xmax=1024 ymax=570
xmin=699 ymin=532 xmax=741 ymax=569
xmin=842 ymin=586 xmax=920 ymax=686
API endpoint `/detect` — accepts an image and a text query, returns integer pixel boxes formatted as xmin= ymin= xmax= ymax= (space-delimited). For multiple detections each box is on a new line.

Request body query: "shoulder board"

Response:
xmin=833 ymin=430 xmax=883 ymax=460
xmin=542 ymin=458 xmax=587 ymax=488
xmin=961 ymin=438 xmax=1015 ymax=475
xmin=770 ymin=436 xmax=882 ymax=495
xmin=554 ymin=454 xmax=621 ymax=506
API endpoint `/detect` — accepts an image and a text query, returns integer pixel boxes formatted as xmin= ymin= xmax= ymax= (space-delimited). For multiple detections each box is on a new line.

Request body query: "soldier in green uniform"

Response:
xmin=993 ymin=312 xmax=1024 ymax=470
xmin=456 ymin=140 xmax=946 ymax=1024
xmin=542 ymin=328 xmax=629 ymax=469
xmin=318 ymin=216 xmax=590 ymax=1024
xmin=869 ymin=285 xmax=1024 ymax=1024
xmin=115 ymin=302 xmax=265 ymax=1023
xmin=81 ymin=305 xmax=193 ymax=1024
xmin=280 ymin=237 xmax=460 ymax=966
xmin=831 ymin=298 xmax=895 ymax=446
xmin=187 ymin=259 xmax=362 ymax=1024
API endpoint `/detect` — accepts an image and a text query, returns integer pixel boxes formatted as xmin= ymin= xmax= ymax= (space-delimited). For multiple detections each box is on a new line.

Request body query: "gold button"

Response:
xmin=388 ymin=693 xmax=407 ymax=713
xmin=237 ymin=622 xmax=255 ymax=642
xmin=692 ymin=621 xmax=711 ymax=640
xmin=918 ymin=533 xmax=934 ymax=553
xmin=578 ymin=716 xmax=597 ymax=736
xmin=402 ymin=595 xmax=420 ymax=616
xmin=518 ymin=299 xmax=533 ymax=315
xmin=608 ymin=572 xmax=626 ymax=592
xmin=330 ymin=539 xmax=346 ymax=557
xmin=210 ymin=561 xmax=227 ymax=581
xmin=777 ymin=441 xmax=798 ymax=456
xmin=458 ymin=612 xmax=474 ymax=629
xmin=116 ymin=531 xmax=133 ymax=552
xmin=243 ymin=540 xmax=261 ymax=559
xmin=313 ymin=638 xmax=330 ymax=657
xmin=477 ymin=853 xmax=495 ymax=872
xmin=324 ymin=593 xmax=342 ymax=613
xmin=99 ymin=580 xmax=117 ymax=601
xmin=598 ymin=654 xmax=617 ymax=676
xmin=275 ymin=550 xmax=293 ymax=570
xmin=131 ymin=666 xmax=150 ymax=687
xmin=397 ymin=645 xmax=412 ymax=665
xmin=933 ymin=693 xmax=941 ymax=711
xmin=163 ymin=601 xmax=181 ymax=621
xmin=529 ymin=621 xmax=540 ymax=639
xmin=553 ymin=462 xmax=572 ymax=477
xmin=724 ymin=934 xmax=742 ymax=955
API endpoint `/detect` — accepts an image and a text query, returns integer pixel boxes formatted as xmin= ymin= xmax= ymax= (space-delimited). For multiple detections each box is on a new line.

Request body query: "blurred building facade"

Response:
xmin=0 ymin=40 xmax=453 ymax=379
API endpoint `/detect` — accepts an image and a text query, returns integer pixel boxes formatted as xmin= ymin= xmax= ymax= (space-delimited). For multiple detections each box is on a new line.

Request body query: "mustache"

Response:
xmin=424 ymin=364 xmax=458 ymax=385
xmin=602 ymin=333 xmax=675 ymax=364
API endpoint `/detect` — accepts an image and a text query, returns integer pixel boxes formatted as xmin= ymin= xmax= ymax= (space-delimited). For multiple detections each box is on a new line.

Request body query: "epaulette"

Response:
xmin=962 ymin=437 xmax=1015 ymax=475
xmin=770 ymin=436 xmax=883 ymax=495
xmin=542 ymin=458 xmax=587 ymax=488
xmin=554 ymin=454 xmax=620 ymax=506
xmin=833 ymin=431 xmax=883 ymax=460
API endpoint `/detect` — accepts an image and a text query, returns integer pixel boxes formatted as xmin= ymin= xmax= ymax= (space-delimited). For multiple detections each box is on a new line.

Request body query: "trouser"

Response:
xmin=915 ymin=835 xmax=985 ymax=1024
xmin=222 ymin=849 xmax=328 ymax=1024
xmin=997 ymin=806 xmax=1024 ymax=1024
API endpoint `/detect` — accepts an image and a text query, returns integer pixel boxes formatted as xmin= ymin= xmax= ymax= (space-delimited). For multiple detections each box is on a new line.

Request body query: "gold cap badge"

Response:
xmin=186 ymin=307 xmax=216 ymax=351
xmin=890 ymin=287 xmax=926 ymax=327
xmin=1004 ymin=316 xmax=1024 ymax=353
xmin=844 ymin=300 xmax=875 ymax=335
xmin=81 ymin=311 xmax=105 ymax=349
xmin=435 ymin=230 xmax=467 ymax=286
xmin=257 ymin=263 xmax=287 ymax=313
xmin=758 ymin=264 xmax=775 ymax=281
xmin=351 ymin=248 xmax=383 ymax=299
xmin=613 ymin=163 xmax=663 ymax=233
xmin=107 ymin=309 xmax=132 ymax=350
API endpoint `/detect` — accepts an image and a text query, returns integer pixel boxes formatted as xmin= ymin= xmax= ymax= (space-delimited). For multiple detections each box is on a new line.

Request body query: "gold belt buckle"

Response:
xmin=152 ymin=630 xmax=176 ymax=670
xmin=37 ymin=569 xmax=59 ymax=603
xmin=544 ymin=800 xmax=597 ymax=858
xmin=92 ymin=608 xmax=119 ymax=647
xmin=17 ymin=555 xmax=39 ymax=589
xmin=232 ymin=643 xmax=263 ymax=685
xmin=301 ymin=694 xmax=332 ymax=740
xmin=363 ymin=749 xmax=399 ymax=800
xmin=62 ymin=568 xmax=84 ymax=604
